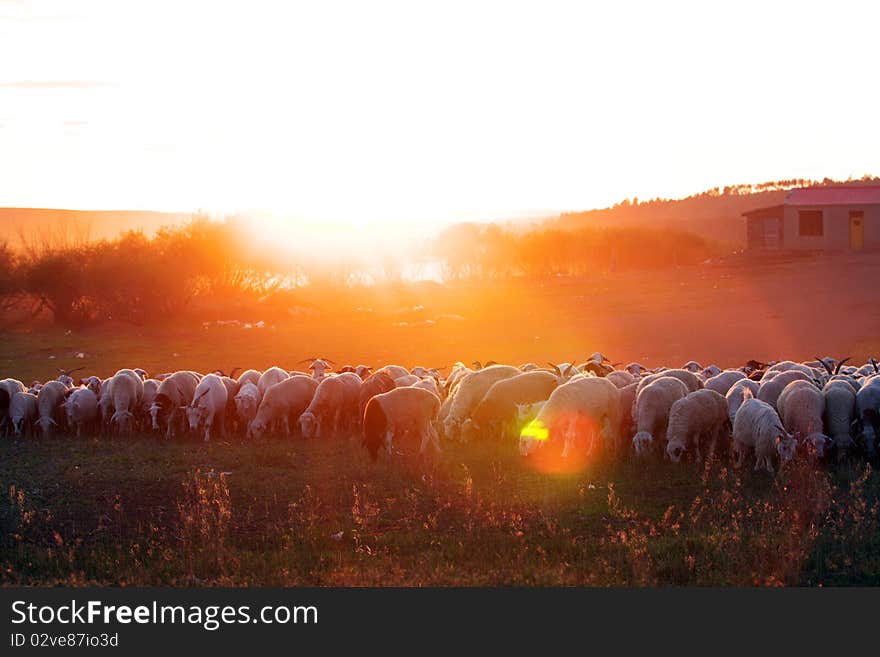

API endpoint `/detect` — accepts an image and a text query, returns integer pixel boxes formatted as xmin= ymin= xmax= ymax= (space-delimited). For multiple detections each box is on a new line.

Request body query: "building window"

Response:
xmin=798 ymin=210 xmax=823 ymax=237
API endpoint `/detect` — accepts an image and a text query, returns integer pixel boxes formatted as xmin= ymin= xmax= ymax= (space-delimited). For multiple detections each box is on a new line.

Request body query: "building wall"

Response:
xmin=782 ymin=204 xmax=880 ymax=250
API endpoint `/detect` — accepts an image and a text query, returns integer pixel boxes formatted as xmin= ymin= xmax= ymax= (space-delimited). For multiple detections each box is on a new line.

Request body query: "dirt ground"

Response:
xmin=1 ymin=251 xmax=878 ymax=382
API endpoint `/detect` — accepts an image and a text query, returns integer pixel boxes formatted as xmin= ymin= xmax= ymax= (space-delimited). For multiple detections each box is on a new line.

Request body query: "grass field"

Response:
xmin=2 ymin=432 xmax=879 ymax=586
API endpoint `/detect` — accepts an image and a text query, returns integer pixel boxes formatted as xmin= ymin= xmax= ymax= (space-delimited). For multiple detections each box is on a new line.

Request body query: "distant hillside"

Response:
xmin=551 ymin=176 xmax=880 ymax=246
xmin=0 ymin=208 xmax=190 ymax=249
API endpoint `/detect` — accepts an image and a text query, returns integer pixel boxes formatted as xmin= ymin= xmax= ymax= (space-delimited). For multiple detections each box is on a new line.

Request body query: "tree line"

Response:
xmin=0 ymin=216 xmax=727 ymax=326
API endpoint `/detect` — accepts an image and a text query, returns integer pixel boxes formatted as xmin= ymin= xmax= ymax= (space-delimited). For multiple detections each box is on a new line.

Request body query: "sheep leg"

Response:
xmin=281 ymin=415 xmax=290 ymax=438
xmin=384 ymin=430 xmax=394 ymax=455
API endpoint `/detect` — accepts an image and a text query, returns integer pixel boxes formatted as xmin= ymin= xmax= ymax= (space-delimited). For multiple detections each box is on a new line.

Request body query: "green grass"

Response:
xmin=2 ymin=433 xmax=878 ymax=586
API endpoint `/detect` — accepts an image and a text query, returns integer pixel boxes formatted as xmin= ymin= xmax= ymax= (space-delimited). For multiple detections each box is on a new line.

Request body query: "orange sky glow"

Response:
xmin=1 ymin=0 xmax=879 ymax=244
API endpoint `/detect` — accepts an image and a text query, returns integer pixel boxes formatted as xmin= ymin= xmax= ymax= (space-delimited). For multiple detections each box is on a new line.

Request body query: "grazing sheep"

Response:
xmin=0 ymin=378 xmax=26 ymax=436
xmin=822 ymin=379 xmax=857 ymax=460
xmin=462 ymin=370 xmax=558 ymax=441
xmin=516 ymin=400 xmax=547 ymax=427
xmin=757 ymin=369 xmax=815 ymax=410
xmin=236 ymin=369 xmax=262 ymax=389
xmin=624 ymin=363 xmax=649 ymax=377
xmin=777 ymin=380 xmax=832 ymax=459
xmin=249 ymin=375 xmax=318 ymax=439
xmin=9 ymin=391 xmax=38 ymax=437
xmin=358 ymin=371 xmax=398 ymax=421
xmin=701 ymin=365 xmax=723 ymax=379
xmin=617 ymin=382 xmax=639 ymax=445
xmin=394 ymin=374 xmax=421 ymax=387
xmin=64 ymin=387 xmax=99 ymax=438
xmin=703 ymin=370 xmax=746 ymax=396
xmin=106 ymin=370 xmax=145 ymax=435
xmin=257 ymin=366 xmax=290 ymax=397
xmin=304 ymin=358 xmax=334 ymax=380
xmin=855 ymin=377 xmax=880 ymax=458
xmin=411 ymin=377 xmax=441 ymax=398
xmin=373 ymin=365 xmax=410 ymax=381
xmin=36 ymin=380 xmax=69 ymax=438
xmin=299 ymin=373 xmax=361 ymax=438
xmin=443 ymin=365 xmax=521 ymax=440
xmin=725 ymin=378 xmax=761 ymax=426
xmin=151 ymin=371 xmax=200 ymax=439
xmin=682 ymin=361 xmax=702 ymax=373
xmin=665 ymin=389 xmax=729 ymax=463
xmin=56 ymin=367 xmax=84 ymax=389
xmin=362 ymin=387 xmax=441 ymax=461
xmin=632 ymin=377 xmax=689 ymax=458
xmin=605 ymin=370 xmax=635 ymax=389
xmin=140 ymin=379 xmax=161 ymax=429
xmin=520 ymin=377 xmax=620 ymax=459
xmin=185 ymin=373 xmax=229 ymax=442
xmin=636 ymin=369 xmax=702 ymax=395
xmin=234 ymin=382 xmax=262 ymax=431
xmin=732 ymin=396 xmax=797 ymax=474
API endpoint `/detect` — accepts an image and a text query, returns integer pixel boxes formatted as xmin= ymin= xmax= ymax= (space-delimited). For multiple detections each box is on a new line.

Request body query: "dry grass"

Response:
xmin=1 ymin=434 xmax=878 ymax=586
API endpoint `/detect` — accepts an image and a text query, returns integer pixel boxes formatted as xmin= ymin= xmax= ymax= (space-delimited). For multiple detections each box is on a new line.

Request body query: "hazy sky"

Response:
xmin=1 ymin=0 xmax=879 ymax=230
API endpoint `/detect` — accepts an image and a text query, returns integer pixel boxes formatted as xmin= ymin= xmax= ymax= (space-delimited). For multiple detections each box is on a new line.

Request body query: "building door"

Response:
xmin=764 ymin=217 xmax=781 ymax=249
xmin=850 ymin=211 xmax=864 ymax=250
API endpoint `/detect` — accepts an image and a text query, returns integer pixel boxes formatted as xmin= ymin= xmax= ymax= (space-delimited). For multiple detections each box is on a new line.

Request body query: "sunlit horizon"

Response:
xmin=2 ymin=0 xmax=880 ymax=236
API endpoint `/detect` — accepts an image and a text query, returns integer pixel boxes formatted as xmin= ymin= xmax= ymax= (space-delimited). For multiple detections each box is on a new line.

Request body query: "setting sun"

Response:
xmin=2 ymin=0 xmax=879 ymax=231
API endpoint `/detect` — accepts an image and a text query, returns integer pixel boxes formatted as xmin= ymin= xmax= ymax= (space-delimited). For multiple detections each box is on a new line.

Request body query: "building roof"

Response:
xmin=785 ymin=185 xmax=880 ymax=206
xmin=742 ymin=204 xmax=784 ymax=218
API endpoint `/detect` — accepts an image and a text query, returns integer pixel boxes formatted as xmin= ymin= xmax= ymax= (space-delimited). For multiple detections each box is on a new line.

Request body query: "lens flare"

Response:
xmin=520 ymin=419 xmax=549 ymax=443
xmin=520 ymin=413 xmax=600 ymax=476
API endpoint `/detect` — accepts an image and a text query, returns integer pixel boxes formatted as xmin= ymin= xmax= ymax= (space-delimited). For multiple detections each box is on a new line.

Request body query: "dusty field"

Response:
xmin=1 ymin=252 xmax=878 ymax=586
xmin=0 ymin=251 xmax=877 ymax=383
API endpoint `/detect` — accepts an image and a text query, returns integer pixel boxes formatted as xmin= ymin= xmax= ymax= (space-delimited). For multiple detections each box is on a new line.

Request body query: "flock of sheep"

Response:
xmin=2 ymin=353 xmax=879 ymax=474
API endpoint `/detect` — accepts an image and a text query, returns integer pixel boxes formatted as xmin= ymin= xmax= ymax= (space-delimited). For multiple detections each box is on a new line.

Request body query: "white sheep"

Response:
xmin=822 ymin=379 xmax=857 ymax=460
xmin=732 ymin=396 xmax=797 ymax=473
xmin=520 ymin=376 xmax=620 ymax=459
xmin=236 ymin=369 xmax=262 ymax=389
xmin=394 ymin=374 xmax=421 ymax=387
xmin=249 ymin=375 xmax=318 ymax=439
xmin=151 ymin=371 xmax=200 ymax=439
xmin=516 ymin=400 xmax=546 ymax=427
xmin=411 ymin=377 xmax=441 ymax=397
xmin=257 ymin=366 xmax=290 ymax=397
xmin=443 ymin=365 xmax=520 ymax=440
xmin=632 ymin=376 xmax=689 ymax=458
xmin=665 ymin=389 xmax=730 ymax=463
xmin=36 ymin=380 xmax=69 ymax=438
xmin=757 ymin=369 xmax=815 ymax=410
xmin=299 ymin=372 xmax=362 ymax=438
xmin=0 ymin=378 xmax=26 ymax=436
xmin=362 ymin=386 xmax=441 ymax=461
xmin=462 ymin=370 xmax=558 ymax=441
xmin=703 ymin=370 xmax=746 ymax=396
xmin=725 ymin=378 xmax=760 ymax=426
xmin=64 ymin=387 xmax=99 ymax=438
xmin=234 ymin=382 xmax=262 ymax=430
xmin=106 ymin=369 xmax=145 ymax=435
xmin=777 ymin=380 xmax=832 ymax=459
xmin=9 ymin=391 xmax=38 ymax=437
xmin=185 ymin=373 xmax=228 ymax=442
xmin=855 ymin=377 xmax=880 ymax=458
xmin=636 ymin=369 xmax=702 ymax=395
xmin=373 ymin=365 xmax=411 ymax=381
xmin=605 ymin=370 xmax=635 ymax=389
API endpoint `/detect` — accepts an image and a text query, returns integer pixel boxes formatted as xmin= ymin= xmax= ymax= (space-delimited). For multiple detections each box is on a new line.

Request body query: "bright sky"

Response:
xmin=1 ymin=0 xmax=879 ymax=234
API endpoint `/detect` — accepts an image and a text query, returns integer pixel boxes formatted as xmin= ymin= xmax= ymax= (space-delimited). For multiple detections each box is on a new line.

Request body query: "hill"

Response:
xmin=551 ymin=177 xmax=880 ymax=245
xmin=0 ymin=208 xmax=190 ymax=249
